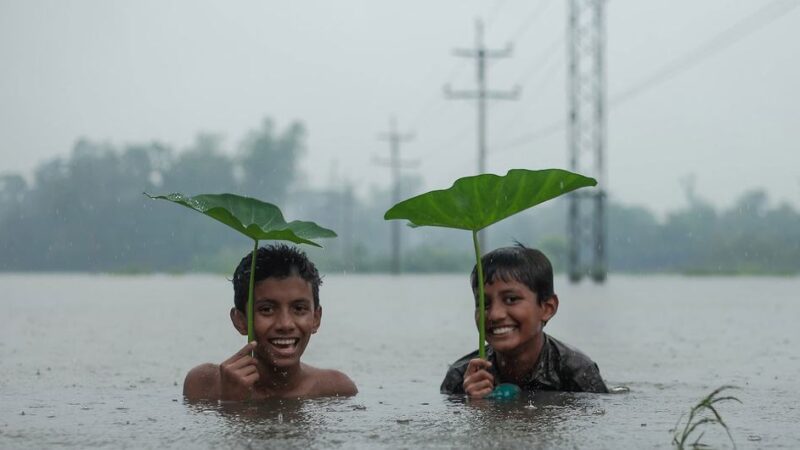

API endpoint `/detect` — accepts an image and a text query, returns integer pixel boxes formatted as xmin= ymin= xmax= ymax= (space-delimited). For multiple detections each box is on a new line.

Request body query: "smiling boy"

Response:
xmin=440 ymin=245 xmax=608 ymax=397
xmin=183 ymin=244 xmax=357 ymax=401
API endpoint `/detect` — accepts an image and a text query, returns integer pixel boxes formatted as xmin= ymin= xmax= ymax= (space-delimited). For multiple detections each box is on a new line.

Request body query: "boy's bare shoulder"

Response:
xmin=305 ymin=365 xmax=358 ymax=397
xmin=183 ymin=363 xmax=221 ymax=400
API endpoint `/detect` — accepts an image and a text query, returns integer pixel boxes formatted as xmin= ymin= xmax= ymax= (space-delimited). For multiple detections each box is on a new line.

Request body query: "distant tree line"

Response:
xmin=1 ymin=117 xmax=798 ymax=275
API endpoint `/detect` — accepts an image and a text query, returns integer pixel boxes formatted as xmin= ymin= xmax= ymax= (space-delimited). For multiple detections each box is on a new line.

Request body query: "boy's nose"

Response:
xmin=275 ymin=310 xmax=295 ymax=330
xmin=486 ymin=302 xmax=507 ymax=321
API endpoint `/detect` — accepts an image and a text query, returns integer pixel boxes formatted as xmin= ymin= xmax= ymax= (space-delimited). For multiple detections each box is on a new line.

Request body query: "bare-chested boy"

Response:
xmin=183 ymin=244 xmax=357 ymax=401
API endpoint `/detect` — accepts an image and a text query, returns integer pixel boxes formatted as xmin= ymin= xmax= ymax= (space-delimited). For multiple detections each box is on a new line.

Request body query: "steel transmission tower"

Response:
xmin=445 ymin=19 xmax=520 ymax=251
xmin=376 ymin=117 xmax=416 ymax=274
xmin=567 ymin=0 xmax=607 ymax=283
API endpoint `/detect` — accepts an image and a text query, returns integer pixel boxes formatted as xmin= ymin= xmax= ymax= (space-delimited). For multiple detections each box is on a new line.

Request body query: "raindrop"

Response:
xmin=524 ymin=401 xmax=537 ymax=410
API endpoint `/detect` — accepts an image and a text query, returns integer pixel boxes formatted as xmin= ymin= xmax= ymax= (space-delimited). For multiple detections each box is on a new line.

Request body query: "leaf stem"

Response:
xmin=247 ymin=239 xmax=258 ymax=344
xmin=472 ymin=230 xmax=486 ymax=360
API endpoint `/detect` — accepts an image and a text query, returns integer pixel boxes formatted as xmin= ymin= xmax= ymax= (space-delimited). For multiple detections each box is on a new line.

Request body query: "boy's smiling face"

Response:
xmin=232 ymin=275 xmax=321 ymax=368
xmin=476 ymin=278 xmax=558 ymax=356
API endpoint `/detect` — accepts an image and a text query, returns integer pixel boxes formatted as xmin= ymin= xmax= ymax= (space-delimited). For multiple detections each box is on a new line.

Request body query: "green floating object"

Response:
xmin=486 ymin=383 xmax=522 ymax=400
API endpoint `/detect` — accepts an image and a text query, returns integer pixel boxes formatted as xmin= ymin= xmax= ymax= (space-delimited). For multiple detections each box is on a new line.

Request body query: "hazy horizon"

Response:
xmin=2 ymin=0 xmax=798 ymax=215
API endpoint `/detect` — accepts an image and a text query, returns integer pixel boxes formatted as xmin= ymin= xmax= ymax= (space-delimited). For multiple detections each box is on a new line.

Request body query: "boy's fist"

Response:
xmin=463 ymin=358 xmax=494 ymax=398
xmin=219 ymin=341 xmax=260 ymax=401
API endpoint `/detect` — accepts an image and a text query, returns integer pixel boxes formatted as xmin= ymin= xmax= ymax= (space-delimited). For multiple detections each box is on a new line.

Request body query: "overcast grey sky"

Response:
xmin=1 ymin=0 xmax=798 ymax=215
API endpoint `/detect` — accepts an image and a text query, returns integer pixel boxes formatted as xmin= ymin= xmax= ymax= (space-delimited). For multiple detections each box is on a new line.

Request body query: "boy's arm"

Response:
xmin=184 ymin=341 xmax=261 ymax=401
xmin=440 ymin=371 xmax=465 ymax=395
xmin=572 ymin=363 xmax=609 ymax=393
xmin=315 ymin=369 xmax=358 ymax=396
xmin=183 ymin=363 xmax=221 ymax=401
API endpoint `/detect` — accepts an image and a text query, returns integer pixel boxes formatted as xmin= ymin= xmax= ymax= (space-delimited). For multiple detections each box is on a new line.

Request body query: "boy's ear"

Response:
xmin=230 ymin=308 xmax=248 ymax=336
xmin=542 ymin=295 xmax=559 ymax=324
xmin=312 ymin=306 xmax=322 ymax=334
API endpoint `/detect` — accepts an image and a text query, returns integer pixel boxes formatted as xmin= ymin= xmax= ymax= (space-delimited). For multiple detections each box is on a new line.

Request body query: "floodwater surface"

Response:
xmin=1 ymin=274 xmax=799 ymax=448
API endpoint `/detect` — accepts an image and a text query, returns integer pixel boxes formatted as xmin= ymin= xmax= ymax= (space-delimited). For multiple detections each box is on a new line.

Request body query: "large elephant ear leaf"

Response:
xmin=384 ymin=168 xmax=597 ymax=231
xmin=145 ymin=192 xmax=337 ymax=247
xmin=383 ymin=167 xmax=597 ymax=365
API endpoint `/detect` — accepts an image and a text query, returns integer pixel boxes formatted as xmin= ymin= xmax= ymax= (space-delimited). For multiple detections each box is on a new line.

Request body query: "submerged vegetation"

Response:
xmin=672 ymin=386 xmax=741 ymax=449
xmin=0 ymin=119 xmax=798 ymax=274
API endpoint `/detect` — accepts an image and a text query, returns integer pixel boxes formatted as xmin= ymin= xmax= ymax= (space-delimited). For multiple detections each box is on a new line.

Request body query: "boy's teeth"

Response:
xmin=492 ymin=326 xmax=514 ymax=335
xmin=270 ymin=338 xmax=297 ymax=345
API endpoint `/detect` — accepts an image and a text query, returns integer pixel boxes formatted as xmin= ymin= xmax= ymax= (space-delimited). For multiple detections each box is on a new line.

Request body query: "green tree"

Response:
xmin=162 ymin=133 xmax=236 ymax=195
xmin=239 ymin=119 xmax=306 ymax=204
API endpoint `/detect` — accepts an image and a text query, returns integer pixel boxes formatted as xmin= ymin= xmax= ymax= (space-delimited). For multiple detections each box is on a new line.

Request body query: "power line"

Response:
xmin=512 ymin=35 xmax=564 ymax=86
xmin=494 ymin=43 xmax=565 ymax=143
xmin=493 ymin=0 xmax=800 ymax=153
xmin=485 ymin=0 xmax=511 ymax=29
xmin=496 ymin=119 xmax=565 ymax=152
xmin=506 ymin=0 xmax=554 ymax=44
xmin=611 ymin=0 xmax=800 ymax=106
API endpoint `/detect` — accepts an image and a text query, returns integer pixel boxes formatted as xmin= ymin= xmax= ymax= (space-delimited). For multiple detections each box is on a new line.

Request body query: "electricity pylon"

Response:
xmin=567 ymin=0 xmax=607 ymax=283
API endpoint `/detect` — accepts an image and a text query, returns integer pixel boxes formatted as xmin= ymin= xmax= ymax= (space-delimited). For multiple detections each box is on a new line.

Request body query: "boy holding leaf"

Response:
xmin=440 ymin=245 xmax=608 ymax=397
xmin=183 ymin=244 xmax=357 ymax=401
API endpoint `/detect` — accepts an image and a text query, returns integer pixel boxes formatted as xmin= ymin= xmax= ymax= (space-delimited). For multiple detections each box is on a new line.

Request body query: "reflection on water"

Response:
xmin=182 ymin=391 xmax=618 ymax=448
xmin=194 ymin=398 xmax=317 ymax=441
xmin=447 ymin=390 xmax=603 ymax=432
xmin=1 ymin=274 xmax=799 ymax=448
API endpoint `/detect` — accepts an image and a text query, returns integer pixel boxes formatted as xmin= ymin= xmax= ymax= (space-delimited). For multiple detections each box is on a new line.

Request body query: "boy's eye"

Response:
xmin=503 ymin=296 xmax=520 ymax=304
xmin=257 ymin=305 xmax=273 ymax=313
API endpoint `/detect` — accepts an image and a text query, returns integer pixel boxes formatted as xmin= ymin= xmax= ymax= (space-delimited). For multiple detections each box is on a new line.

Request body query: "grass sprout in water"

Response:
xmin=672 ymin=385 xmax=741 ymax=449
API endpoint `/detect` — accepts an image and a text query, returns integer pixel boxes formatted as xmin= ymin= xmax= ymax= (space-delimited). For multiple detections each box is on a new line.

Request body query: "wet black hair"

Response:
xmin=470 ymin=243 xmax=555 ymax=306
xmin=232 ymin=243 xmax=322 ymax=313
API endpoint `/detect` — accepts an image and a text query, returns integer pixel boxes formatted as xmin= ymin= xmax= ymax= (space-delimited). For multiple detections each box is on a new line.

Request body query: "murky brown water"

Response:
xmin=2 ymin=274 xmax=799 ymax=448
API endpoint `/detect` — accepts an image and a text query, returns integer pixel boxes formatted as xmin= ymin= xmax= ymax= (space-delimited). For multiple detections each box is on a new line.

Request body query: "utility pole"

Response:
xmin=376 ymin=117 xmax=416 ymax=274
xmin=340 ymin=178 xmax=355 ymax=271
xmin=445 ymin=18 xmax=520 ymax=251
xmin=679 ymin=173 xmax=697 ymax=206
xmin=567 ymin=0 xmax=607 ymax=283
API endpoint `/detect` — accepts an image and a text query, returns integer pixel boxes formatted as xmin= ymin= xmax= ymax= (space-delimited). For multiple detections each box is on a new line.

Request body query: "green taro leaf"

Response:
xmin=383 ymin=168 xmax=596 ymax=364
xmin=145 ymin=192 xmax=337 ymax=247
xmin=384 ymin=168 xmax=597 ymax=231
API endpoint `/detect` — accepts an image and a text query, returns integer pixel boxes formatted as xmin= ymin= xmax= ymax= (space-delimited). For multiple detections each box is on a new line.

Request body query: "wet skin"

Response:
xmin=462 ymin=279 xmax=558 ymax=398
xmin=245 ymin=275 xmax=321 ymax=371
xmin=183 ymin=276 xmax=357 ymax=401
